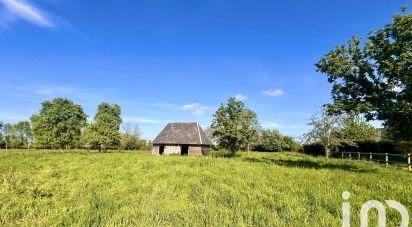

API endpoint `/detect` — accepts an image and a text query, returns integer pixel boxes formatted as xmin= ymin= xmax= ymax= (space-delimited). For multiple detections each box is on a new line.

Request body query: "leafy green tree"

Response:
xmin=11 ymin=121 xmax=33 ymax=148
xmin=316 ymin=9 xmax=412 ymax=140
xmin=303 ymin=108 xmax=342 ymax=158
xmin=336 ymin=115 xmax=378 ymax=143
xmin=31 ymin=98 xmax=87 ymax=149
xmin=83 ymin=102 xmax=122 ymax=151
xmin=211 ymin=97 xmax=260 ymax=155
xmin=282 ymin=136 xmax=302 ymax=152
xmin=259 ymin=129 xmax=284 ymax=152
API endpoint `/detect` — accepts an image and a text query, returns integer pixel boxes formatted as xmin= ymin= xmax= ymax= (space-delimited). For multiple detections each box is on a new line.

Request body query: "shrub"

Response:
xmin=303 ymin=143 xmax=325 ymax=156
xmin=339 ymin=141 xmax=403 ymax=154
xmin=394 ymin=141 xmax=412 ymax=154
xmin=209 ymin=149 xmax=237 ymax=158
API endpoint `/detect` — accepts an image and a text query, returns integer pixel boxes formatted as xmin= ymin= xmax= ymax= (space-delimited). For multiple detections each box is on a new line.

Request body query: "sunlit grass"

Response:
xmin=0 ymin=150 xmax=410 ymax=226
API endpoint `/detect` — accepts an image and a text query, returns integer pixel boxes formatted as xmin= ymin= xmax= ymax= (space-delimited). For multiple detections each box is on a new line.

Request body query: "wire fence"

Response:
xmin=340 ymin=151 xmax=411 ymax=171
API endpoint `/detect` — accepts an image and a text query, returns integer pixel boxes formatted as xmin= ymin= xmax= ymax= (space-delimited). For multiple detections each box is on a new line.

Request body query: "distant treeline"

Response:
xmin=0 ymin=98 xmax=151 ymax=151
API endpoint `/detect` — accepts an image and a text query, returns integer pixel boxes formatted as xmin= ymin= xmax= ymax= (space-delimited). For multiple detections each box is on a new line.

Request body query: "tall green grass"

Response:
xmin=0 ymin=150 xmax=410 ymax=226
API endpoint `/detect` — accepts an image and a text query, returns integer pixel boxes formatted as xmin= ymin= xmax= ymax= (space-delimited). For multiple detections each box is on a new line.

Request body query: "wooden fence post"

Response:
xmin=370 ymin=152 xmax=372 ymax=161
xmin=385 ymin=153 xmax=389 ymax=167
xmin=349 ymin=153 xmax=352 ymax=160
xmin=408 ymin=153 xmax=411 ymax=171
xmin=358 ymin=152 xmax=361 ymax=160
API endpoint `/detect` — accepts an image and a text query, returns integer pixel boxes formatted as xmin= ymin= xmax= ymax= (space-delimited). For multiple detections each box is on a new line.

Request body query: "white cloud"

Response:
xmin=182 ymin=103 xmax=209 ymax=115
xmin=234 ymin=94 xmax=247 ymax=101
xmin=262 ymin=88 xmax=285 ymax=97
xmin=0 ymin=0 xmax=53 ymax=27
xmin=123 ymin=117 xmax=161 ymax=124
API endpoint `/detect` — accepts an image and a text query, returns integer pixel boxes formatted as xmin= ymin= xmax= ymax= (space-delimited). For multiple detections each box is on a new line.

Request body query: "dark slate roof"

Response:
xmin=153 ymin=122 xmax=212 ymax=145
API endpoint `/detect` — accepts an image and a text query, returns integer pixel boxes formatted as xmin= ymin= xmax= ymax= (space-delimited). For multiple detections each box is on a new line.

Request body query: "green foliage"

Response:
xmin=211 ymin=97 xmax=260 ymax=154
xmin=336 ymin=115 xmax=378 ymax=143
xmin=303 ymin=143 xmax=326 ymax=156
xmin=316 ymin=10 xmax=412 ymax=140
xmin=339 ymin=140 xmax=412 ymax=155
xmin=0 ymin=122 xmax=4 ymax=148
xmin=1 ymin=121 xmax=33 ymax=149
xmin=303 ymin=108 xmax=341 ymax=158
xmin=120 ymin=123 xmax=147 ymax=150
xmin=304 ymin=108 xmax=379 ymax=158
xmin=209 ymin=149 xmax=237 ymax=158
xmin=258 ymin=129 xmax=284 ymax=152
xmin=282 ymin=136 xmax=303 ymax=152
xmin=253 ymin=129 xmax=301 ymax=152
xmin=82 ymin=102 xmax=122 ymax=151
xmin=31 ymin=98 xmax=87 ymax=149
xmin=306 ymin=140 xmax=412 ymax=156
xmin=0 ymin=150 xmax=411 ymax=226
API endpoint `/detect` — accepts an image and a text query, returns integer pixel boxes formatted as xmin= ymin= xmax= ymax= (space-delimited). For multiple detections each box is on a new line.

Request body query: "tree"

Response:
xmin=120 ymin=123 xmax=142 ymax=150
xmin=211 ymin=97 xmax=260 ymax=155
xmin=3 ymin=123 xmax=12 ymax=150
xmin=259 ymin=129 xmax=284 ymax=152
xmin=0 ymin=121 xmax=4 ymax=148
xmin=303 ymin=108 xmax=342 ymax=158
xmin=336 ymin=115 xmax=378 ymax=143
xmin=83 ymin=102 xmax=122 ymax=151
xmin=31 ymin=98 xmax=87 ymax=149
xmin=282 ymin=136 xmax=302 ymax=152
xmin=316 ymin=9 xmax=412 ymax=140
xmin=12 ymin=121 xmax=33 ymax=149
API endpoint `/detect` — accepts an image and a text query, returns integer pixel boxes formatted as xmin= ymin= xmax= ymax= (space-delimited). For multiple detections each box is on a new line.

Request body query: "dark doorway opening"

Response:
xmin=159 ymin=146 xmax=165 ymax=155
xmin=181 ymin=145 xmax=189 ymax=156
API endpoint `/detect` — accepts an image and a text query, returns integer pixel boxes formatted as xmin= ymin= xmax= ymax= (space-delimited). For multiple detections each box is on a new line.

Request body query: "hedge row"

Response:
xmin=303 ymin=141 xmax=412 ymax=156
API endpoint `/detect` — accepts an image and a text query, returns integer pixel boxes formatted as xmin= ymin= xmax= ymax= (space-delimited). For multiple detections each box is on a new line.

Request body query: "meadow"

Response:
xmin=0 ymin=150 xmax=411 ymax=226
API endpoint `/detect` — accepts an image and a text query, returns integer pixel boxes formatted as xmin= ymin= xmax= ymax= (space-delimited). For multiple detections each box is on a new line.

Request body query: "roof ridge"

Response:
xmin=196 ymin=122 xmax=203 ymax=144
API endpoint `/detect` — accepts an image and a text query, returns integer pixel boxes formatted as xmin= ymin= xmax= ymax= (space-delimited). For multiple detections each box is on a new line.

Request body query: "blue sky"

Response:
xmin=0 ymin=0 xmax=408 ymax=139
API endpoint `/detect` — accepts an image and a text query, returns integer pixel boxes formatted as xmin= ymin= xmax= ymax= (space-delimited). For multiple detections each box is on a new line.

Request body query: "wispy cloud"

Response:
xmin=0 ymin=0 xmax=53 ymax=27
xmin=182 ymin=103 xmax=210 ymax=115
xmin=262 ymin=88 xmax=285 ymax=97
xmin=234 ymin=94 xmax=247 ymax=101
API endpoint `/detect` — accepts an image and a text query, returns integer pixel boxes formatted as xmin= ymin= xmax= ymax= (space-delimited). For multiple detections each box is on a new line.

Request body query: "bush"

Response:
xmin=339 ymin=141 xmax=407 ymax=154
xmin=394 ymin=141 xmax=412 ymax=154
xmin=209 ymin=149 xmax=237 ymax=158
xmin=303 ymin=143 xmax=325 ymax=156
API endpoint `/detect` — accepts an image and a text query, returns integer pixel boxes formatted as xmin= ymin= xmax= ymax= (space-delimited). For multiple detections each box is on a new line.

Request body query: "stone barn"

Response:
xmin=152 ymin=122 xmax=212 ymax=156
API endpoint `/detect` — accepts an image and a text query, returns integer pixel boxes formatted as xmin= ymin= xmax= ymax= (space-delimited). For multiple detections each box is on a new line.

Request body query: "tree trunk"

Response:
xmin=325 ymin=147 xmax=331 ymax=159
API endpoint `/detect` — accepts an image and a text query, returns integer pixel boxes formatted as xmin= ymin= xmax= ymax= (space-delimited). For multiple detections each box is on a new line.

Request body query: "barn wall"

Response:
xmin=152 ymin=146 xmax=159 ymax=156
xmin=189 ymin=146 xmax=202 ymax=156
xmin=164 ymin=145 xmax=181 ymax=155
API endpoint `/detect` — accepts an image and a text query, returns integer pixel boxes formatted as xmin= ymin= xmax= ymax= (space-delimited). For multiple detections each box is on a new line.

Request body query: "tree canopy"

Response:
xmin=316 ymin=9 xmax=412 ymax=140
xmin=336 ymin=115 xmax=378 ymax=143
xmin=304 ymin=108 xmax=378 ymax=158
xmin=31 ymin=98 xmax=87 ymax=149
xmin=82 ymin=102 xmax=122 ymax=151
xmin=211 ymin=97 xmax=260 ymax=154
xmin=4 ymin=121 xmax=33 ymax=149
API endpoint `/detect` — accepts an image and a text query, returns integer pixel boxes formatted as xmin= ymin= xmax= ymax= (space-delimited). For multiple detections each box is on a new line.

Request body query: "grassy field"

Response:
xmin=0 ymin=150 xmax=411 ymax=226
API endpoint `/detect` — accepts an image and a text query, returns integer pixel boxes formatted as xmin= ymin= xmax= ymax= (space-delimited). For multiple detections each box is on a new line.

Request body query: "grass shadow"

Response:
xmin=242 ymin=156 xmax=377 ymax=173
